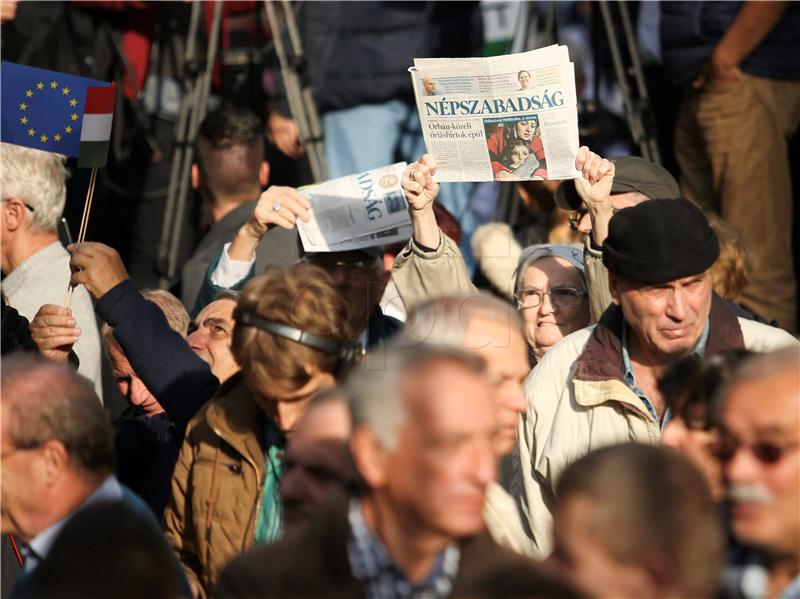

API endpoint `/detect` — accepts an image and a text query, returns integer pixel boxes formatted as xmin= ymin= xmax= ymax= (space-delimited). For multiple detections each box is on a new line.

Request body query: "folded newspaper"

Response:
xmin=410 ymin=45 xmax=580 ymax=183
xmin=297 ymin=163 xmax=412 ymax=253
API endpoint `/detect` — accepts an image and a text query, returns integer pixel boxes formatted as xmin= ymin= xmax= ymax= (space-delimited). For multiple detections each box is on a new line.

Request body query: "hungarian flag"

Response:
xmin=0 ymin=61 xmax=116 ymax=168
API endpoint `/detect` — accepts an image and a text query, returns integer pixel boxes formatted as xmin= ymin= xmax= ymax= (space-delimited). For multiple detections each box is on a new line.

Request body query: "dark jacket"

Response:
xmin=96 ymin=279 xmax=221 ymax=518
xmin=215 ymin=494 xmax=545 ymax=599
xmin=661 ymin=1 xmax=800 ymax=86
xmin=181 ymin=201 xmax=299 ymax=312
xmin=295 ymin=1 xmax=483 ymax=113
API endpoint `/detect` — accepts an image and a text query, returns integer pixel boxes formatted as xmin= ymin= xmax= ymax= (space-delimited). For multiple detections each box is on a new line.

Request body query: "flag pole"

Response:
xmin=65 ymin=167 xmax=98 ymax=309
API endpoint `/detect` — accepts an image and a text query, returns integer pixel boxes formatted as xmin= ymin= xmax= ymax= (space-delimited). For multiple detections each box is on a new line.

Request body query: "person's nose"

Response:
xmin=187 ymin=329 xmax=204 ymax=350
xmin=577 ymin=212 xmax=592 ymax=234
xmin=503 ymin=384 xmax=527 ymax=418
xmin=472 ymin=439 xmax=498 ymax=486
xmin=723 ymin=444 xmax=761 ymax=487
xmin=539 ymin=292 xmax=556 ymax=315
xmin=666 ymin=287 xmax=689 ymax=321
xmin=129 ymin=377 xmax=151 ymax=406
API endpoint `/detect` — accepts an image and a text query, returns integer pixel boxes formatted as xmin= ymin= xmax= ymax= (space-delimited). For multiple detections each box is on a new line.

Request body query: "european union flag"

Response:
xmin=0 ymin=61 xmax=112 ymax=158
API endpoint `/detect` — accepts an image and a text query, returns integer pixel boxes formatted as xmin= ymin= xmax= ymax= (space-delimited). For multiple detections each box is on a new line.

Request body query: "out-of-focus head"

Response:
xmin=305 ymin=249 xmax=389 ymax=336
xmin=403 ymin=294 xmax=528 ymax=456
xmin=193 ymin=107 xmax=267 ymax=205
xmin=28 ymin=501 xmax=185 ymax=599
xmin=187 ymin=291 xmax=240 ymax=384
xmin=659 ymin=350 xmax=752 ymax=502
xmin=1 ymin=354 xmax=115 ymax=542
xmin=715 ymin=347 xmax=800 ymax=557
xmin=281 ymin=387 xmax=358 ymax=531
xmin=605 ymin=199 xmax=718 ymax=361
xmin=102 ymin=289 xmax=189 ymax=416
xmin=0 ymin=143 xmax=67 ymax=232
xmin=347 ymin=343 xmax=496 ymax=541
xmin=706 ymin=213 xmax=749 ymax=303
xmin=513 ymin=244 xmax=589 ymax=360
xmin=552 ymin=444 xmax=724 ymax=599
xmin=232 ymin=264 xmax=351 ymax=431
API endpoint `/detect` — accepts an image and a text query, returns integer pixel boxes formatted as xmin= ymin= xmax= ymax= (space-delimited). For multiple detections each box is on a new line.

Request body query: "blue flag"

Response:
xmin=1 ymin=61 xmax=112 ymax=158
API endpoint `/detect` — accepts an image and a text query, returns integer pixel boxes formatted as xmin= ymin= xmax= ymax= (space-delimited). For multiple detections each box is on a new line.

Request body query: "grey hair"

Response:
xmin=344 ymin=341 xmax=485 ymax=450
xmin=402 ymin=292 xmax=523 ymax=349
xmin=101 ymin=289 xmax=190 ymax=350
xmin=213 ymin=289 xmax=241 ymax=303
xmin=1 ymin=143 xmax=68 ymax=231
xmin=513 ymin=243 xmax=587 ymax=301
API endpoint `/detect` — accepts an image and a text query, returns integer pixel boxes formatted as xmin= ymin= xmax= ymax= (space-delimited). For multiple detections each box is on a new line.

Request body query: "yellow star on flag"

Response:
xmin=62 ymin=87 xmax=70 ymax=95
xmin=65 ymin=126 xmax=73 ymax=134
xmin=40 ymin=134 xmax=48 ymax=142
xmin=50 ymin=81 xmax=58 ymax=89
xmin=20 ymin=117 xmax=28 ymax=124
xmin=19 ymin=102 xmax=27 ymax=111
xmin=26 ymin=90 xmax=33 ymax=98
xmin=36 ymin=82 xmax=44 ymax=90
xmin=70 ymin=113 xmax=78 ymax=121
xmin=69 ymin=99 xmax=78 ymax=107
xmin=27 ymin=128 xmax=35 ymax=137
xmin=54 ymin=134 xmax=62 ymax=142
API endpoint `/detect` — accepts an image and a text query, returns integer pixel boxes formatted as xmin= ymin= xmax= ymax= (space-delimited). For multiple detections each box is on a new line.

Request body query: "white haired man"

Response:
xmin=0 ymin=143 xmax=102 ymax=399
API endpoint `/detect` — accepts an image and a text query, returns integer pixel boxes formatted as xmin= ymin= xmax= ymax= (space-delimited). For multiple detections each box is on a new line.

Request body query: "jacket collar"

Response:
xmin=574 ymin=293 xmax=745 ymax=384
xmin=205 ymin=374 xmax=267 ymax=469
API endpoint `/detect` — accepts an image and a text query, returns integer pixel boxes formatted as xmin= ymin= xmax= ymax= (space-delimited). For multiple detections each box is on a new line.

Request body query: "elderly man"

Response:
xmin=0 ymin=354 xmax=186 ymax=596
xmin=217 ymin=344 xmax=563 ymax=598
xmin=715 ymin=347 xmax=800 ymax=599
xmin=517 ymin=198 xmax=797 ymax=557
xmin=0 ymin=143 xmax=103 ymax=398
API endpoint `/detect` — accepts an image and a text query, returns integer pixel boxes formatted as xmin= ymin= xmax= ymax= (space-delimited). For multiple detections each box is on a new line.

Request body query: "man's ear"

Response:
xmin=259 ymin=160 xmax=270 ymax=188
xmin=608 ymin=272 xmax=621 ymax=306
xmin=350 ymin=426 xmax=387 ymax=489
xmin=39 ymin=439 xmax=69 ymax=486
xmin=2 ymin=198 xmax=27 ymax=232
xmin=191 ymin=163 xmax=200 ymax=190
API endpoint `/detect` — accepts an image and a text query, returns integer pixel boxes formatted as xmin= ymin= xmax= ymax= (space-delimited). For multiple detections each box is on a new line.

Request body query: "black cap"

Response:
xmin=555 ymin=156 xmax=680 ymax=210
xmin=602 ymin=198 xmax=719 ymax=284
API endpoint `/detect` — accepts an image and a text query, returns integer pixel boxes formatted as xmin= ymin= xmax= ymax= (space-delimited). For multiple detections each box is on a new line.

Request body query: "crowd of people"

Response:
xmin=2 ymin=2 xmax=800 ymax=599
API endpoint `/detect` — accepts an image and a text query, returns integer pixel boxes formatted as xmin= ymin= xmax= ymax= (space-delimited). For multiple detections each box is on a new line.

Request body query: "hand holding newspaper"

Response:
xmin=410 ymin=45 xmax=581 ymax=183
xmin=297 ymin=163 xmax=411 ymax=253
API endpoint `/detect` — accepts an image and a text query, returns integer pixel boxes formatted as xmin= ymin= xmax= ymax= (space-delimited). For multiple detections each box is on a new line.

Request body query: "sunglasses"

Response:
xmin=712 ymin=436 xmax=800 ymax=465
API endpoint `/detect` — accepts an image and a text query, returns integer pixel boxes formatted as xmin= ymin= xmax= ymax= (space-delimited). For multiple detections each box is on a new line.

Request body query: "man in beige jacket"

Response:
xmin=516 ymin=197 xmax=798 ymax=557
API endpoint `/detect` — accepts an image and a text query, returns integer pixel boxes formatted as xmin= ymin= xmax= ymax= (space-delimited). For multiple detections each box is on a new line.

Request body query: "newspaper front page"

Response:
xmin=410 ymin=46 xmax=580 ymax=183
xmin=297 ymin=162 xmax=411 ymax=253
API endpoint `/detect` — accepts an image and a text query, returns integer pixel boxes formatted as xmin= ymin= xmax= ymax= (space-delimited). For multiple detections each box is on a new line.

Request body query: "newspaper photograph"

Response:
xmin=297 ymin=162 xmax=411 ymax=253
xmin=410 ymin=46 xmax=580 ymax=183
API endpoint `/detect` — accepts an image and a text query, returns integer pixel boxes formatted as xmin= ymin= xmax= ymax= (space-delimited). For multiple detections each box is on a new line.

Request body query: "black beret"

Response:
xmin=602 ymin=198 xmax=719 ymax=284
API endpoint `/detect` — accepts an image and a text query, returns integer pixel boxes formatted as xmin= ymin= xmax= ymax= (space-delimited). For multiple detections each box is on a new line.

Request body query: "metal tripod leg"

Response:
xmin=263 ymin=0 xmax=327 ymax=183
xmin=157 ymin=0 xmax=223 ymax=289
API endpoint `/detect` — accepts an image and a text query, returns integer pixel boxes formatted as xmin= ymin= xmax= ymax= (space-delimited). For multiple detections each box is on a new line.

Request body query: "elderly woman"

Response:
xmin=393 ymin=155 xmax=590 ymax=365
xmin=164 ymin=263 xmax=355 ymax=598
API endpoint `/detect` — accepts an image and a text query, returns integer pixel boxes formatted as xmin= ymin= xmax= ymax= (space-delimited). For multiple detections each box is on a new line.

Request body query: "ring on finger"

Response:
xmin=272 ymin=201 xmax=282 ymax=213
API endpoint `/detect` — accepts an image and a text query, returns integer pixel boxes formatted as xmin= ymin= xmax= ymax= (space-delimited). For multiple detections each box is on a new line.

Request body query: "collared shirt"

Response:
xmin=253 ymin=420 xmax=285 ymax=544
xmin=25 ymin=475 xmax=123 ymax=573
xmin=346 ymin=498 xmax=460 ymax=599
xmin=621 ymin=320 xmax=710 ymax=429
xmin=724 ymin=545 xmax=800 ymax=599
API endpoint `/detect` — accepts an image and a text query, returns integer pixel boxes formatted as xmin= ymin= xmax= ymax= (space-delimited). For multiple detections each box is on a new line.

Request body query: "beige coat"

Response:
xmin=513 ymin=298 xmax=799 ymax=558
xmin=164 ymin=377 xmax=266 ymax=599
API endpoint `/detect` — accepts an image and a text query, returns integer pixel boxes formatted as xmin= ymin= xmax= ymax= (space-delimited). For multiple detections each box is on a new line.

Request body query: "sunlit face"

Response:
xmin=720 ymin=371 xmax=800 ymax=555
xmin=107 ymin=341 xmax=163 ymax=416
xmin=551 ymin=495 xmax=657 ymax=599
xmin=515 ymin=121 xmax=534 ymax=141
xmin=509 ymin=144 xmax=531 ymax=169
xmin=661 ymin=417 xmax=723 ymax=501
xmin=518 ymin=71 xmax=531 ymax=89
xmin=187 ymin=298 xmax=239 ymax=383
xmin=382 ymin=362 xmax=497 ymax=539
xmin=610 ymin=272 xmax=712 ymax=360
xmin=248 ymin=369 xmax=337 ymax=433
xmin=463 ymin=315 xmax=529 ymax=456
xmin=281 ymin=399 xmax=354 ymax=530
xmin=518 ymin=257 xmax=590 ymax=360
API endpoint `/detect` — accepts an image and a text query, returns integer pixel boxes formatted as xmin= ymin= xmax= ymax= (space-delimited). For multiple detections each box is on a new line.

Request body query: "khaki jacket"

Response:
xmin=483 ymin=481 xmax=536 ymax=557
xmin=514 ymin=297 xmax=799 ymax=558
xmin=164 ymin=377 xmax=266 ymax=599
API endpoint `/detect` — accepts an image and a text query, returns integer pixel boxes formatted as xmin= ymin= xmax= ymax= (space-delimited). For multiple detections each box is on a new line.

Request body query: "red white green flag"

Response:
xmin=78 ymin=82 xmax=116 ymax=168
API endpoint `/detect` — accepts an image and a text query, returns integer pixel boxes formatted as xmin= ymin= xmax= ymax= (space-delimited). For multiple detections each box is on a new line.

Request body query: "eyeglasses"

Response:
xmin=712 ymin=436 xmax=800 ymax=465
xmin=567 ymin=207 xmax=620 ymax=231
xmin=515 ymin=287 xmax=586 ymax=309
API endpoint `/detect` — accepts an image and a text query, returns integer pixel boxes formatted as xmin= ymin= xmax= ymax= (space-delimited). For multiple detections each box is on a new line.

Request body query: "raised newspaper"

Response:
xmin=410 ymin=45 xmax=580 ymax=182
xmin=297 ymin=162 xmax=411 ymax=253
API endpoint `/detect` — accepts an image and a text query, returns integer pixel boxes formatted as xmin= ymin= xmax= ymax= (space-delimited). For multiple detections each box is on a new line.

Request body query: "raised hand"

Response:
xmin=29 ymin=304 xmax=81 ymax=363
